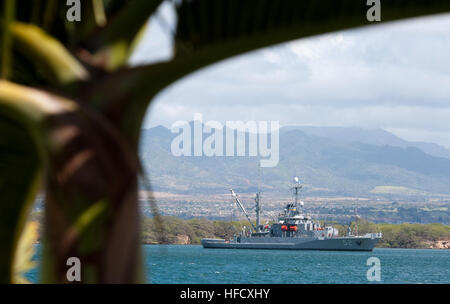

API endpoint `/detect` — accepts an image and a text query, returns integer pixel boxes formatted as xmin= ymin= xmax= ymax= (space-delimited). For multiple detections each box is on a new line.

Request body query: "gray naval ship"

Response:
xmin=202 ymin=177 xmax=382 ymax=251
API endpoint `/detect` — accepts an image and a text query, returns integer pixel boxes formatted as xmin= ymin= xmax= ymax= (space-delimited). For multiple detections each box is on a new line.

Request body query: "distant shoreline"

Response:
xmin=32 ymin=241 xmax=449 ymax=249
xmin=29 ymin=214 xmax=450 ymax=250
xmin=140 ymin=242 xmax=450 ymax=249
xmin=141 ymin=217 xmax=450 ymax=249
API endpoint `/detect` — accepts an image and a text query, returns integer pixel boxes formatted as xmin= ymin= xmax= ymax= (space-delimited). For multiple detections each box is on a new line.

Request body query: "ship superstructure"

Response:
xmin=201 ymin=177 xmax=382 ymax=251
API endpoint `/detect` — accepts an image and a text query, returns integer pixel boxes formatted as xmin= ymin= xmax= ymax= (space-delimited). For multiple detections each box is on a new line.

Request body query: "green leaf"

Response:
xmin=84 ymin=0 xmax=163 ymax=70
xmin=11 ymin=22 xmax=89 ymax=84
xmin=92 ymin=0 xmax=107 ymax=27
xmin=0 ymin=80 xmax=84 ymax=283
xmin=1 ymin=0 xmax=16 ymax=79
xmin=0 ymin=116 xmax=41 ymax=284
xmin=13 ymin=221 xmax=39 ymax=284
xmin=174 ymin=0 xmax=450 ymax=59
xmin=0 ymin=80 xmax=143 ymax=283
xmin=0 ymin=80 xmax=78 ymax=127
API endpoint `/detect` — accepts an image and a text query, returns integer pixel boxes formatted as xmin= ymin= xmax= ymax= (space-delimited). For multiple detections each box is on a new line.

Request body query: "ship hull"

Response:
xmin=201 ymin=236 xmax=380 ymax=251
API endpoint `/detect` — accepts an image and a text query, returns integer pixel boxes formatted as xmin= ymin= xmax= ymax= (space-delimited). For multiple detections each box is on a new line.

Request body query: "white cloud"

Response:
xmin=131 ymin=10 xmax=450 ymax=148
xmin=128 ymin=1 xmax=176 ymax=66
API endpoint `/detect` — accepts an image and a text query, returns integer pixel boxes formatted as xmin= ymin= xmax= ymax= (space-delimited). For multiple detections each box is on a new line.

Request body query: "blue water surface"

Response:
xmin=26 ymin=245 xmax=450 ymax=284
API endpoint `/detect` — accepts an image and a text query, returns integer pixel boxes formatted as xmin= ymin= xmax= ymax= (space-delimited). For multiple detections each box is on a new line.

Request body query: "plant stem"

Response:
xmin=92 ymin=0 xmax=107 ymax=27
xmin=1 ymin=0 xmax=16 ymax=79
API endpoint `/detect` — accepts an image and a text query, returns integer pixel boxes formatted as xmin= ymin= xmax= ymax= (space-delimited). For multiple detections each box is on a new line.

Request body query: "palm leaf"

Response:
xmin=1 ymin=0 xmax=16 ymax=79
xmin=0 ymin=80 xmax=81 ymax=283
xmin=12 ymin=221 xmax=39 ymax=284
xmin=10 ymin=22 xmax=89 ymax=84
xmin=83 ymin=0 xmax=164 ymax=70
xmin=0 ymin=81 xmax=142 ymax=283
xmin=92 ymin=0 xmax=107 ymax=27
xmin=0 ymin=116 xmax=40 ymax=283
xmin=174 ymin=0 xmax=450 ymax=59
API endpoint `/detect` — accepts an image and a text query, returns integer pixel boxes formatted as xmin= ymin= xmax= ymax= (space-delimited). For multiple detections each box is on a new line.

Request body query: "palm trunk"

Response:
xmin=41 ymin=108 xmax=142 ymax=283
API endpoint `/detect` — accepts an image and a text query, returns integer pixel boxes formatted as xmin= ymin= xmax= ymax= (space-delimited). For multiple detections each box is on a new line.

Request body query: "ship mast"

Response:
xmin=353 ymin=207 xmax=360 ymax=236
xmin=255 ymin=165 xmax=261 ymax=229
xmin=292 ymin=176 xmax=302 ymax=206
xmin=254 ymin=192 xmax=261 ymax=229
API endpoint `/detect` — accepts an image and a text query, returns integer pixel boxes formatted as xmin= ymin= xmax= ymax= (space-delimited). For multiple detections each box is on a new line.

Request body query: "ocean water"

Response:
xmin=26 ymin=245 xmax=449 ymax=284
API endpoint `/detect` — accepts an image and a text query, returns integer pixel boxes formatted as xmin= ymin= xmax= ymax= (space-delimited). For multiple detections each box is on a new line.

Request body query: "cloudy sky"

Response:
xmin=129 ymin=2 xmax=450 ymax=148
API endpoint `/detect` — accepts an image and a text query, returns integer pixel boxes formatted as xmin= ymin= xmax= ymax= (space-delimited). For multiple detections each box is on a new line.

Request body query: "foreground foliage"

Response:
xmin=1 ymin=0 xmax=450 ymax=283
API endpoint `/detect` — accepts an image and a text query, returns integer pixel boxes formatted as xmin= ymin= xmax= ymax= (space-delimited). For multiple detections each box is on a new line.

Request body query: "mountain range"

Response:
xmin=139 ymin=124 xmax=450 ymax=198
xmin=281 ymin=126 xmax=450 ymax=159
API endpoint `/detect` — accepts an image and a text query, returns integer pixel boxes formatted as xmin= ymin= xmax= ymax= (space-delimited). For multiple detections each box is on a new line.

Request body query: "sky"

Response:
xmin=129 ymin=2 xmax=450 ymax=149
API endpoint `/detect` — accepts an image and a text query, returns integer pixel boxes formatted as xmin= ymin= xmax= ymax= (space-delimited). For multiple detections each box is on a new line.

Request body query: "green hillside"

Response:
xmin=139 ymin=125 xmax=450 ymax=197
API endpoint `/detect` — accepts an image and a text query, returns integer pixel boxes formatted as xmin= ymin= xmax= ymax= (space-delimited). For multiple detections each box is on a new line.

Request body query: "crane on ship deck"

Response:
xmin=230 ymin=189 xmax=258 ymax=232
